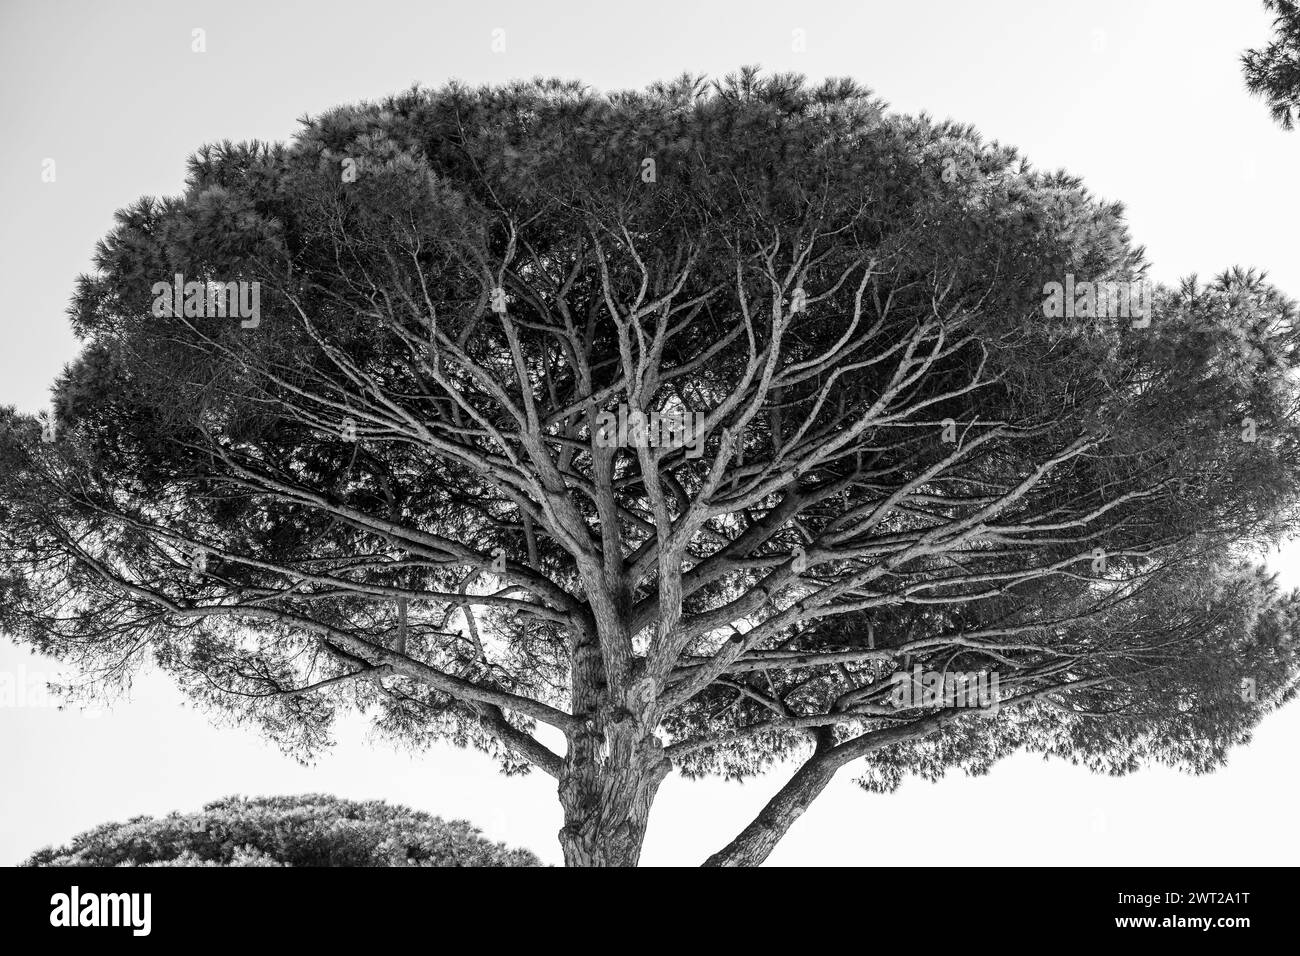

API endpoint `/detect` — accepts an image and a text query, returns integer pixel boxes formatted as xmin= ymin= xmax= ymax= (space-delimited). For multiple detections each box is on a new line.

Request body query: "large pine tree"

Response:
xmin=3 ymin=71 xmax=1300 ymax=865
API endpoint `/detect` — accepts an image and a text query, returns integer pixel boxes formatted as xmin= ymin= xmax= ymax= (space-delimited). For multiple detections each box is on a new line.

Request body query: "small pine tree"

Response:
xmin=23 ymin=794 xmax=541 ymax=867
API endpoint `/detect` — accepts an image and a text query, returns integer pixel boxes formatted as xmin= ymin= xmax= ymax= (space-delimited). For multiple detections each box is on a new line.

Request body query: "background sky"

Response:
xmin=2 ymin=0 xmax=1298 ymax=866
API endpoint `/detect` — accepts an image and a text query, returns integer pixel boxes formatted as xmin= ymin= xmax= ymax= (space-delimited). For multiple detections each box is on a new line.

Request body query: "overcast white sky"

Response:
xmin=2 ymin=0 xmax=1298 ymax=866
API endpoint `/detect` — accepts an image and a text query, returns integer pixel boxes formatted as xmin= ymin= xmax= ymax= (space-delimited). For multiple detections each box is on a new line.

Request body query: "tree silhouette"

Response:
xmin=2 ymin=71 xmax=1299 ymax=866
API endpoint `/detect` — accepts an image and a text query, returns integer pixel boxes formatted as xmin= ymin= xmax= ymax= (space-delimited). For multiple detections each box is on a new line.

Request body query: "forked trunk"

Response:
xmin=557 ymin=722 xmax=667 ymax=867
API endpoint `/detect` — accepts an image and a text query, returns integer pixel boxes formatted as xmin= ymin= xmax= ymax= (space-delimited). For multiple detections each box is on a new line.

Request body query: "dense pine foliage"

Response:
xmin=23 ymin=794 xmax=540 ymax=867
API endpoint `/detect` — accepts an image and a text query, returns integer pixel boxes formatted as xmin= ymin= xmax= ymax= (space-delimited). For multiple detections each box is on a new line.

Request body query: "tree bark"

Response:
xmin=557 ymin=721 xmax=668 ymax=866
xmin=558 ymin=624 xmax=668 ymax=866
xmin=700 ymin=751 xmax=840 ymax=867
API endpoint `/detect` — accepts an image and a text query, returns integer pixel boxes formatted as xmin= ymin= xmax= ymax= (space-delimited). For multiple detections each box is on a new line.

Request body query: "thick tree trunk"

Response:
xmin=558 ymin=596 xmax=670 ymax=865
xmin=557 ymin=722 xmax=667 ymax=866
